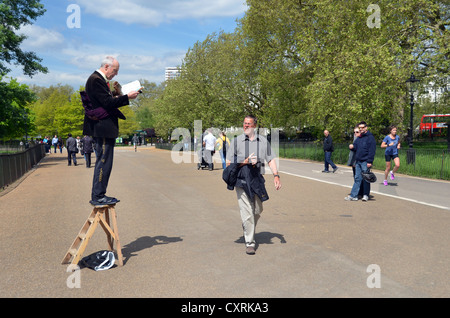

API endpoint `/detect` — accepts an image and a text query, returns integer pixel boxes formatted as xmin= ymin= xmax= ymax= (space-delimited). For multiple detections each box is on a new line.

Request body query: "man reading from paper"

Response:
xmin=83 ymin=56 xmax=139 ymax=205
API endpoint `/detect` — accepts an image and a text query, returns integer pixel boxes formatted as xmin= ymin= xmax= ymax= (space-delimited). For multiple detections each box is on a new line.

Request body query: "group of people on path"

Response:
xmin=201 ymin=130 xmax=230 ymax=171
xmin=43 ymin=134 xmax=95 ymax=169
xmin=323 ymin=122 xmax=401 ymax=202
xmin=42 ymin=135 xmax=63 ymax=154
xmin=65 ymin=134 xmax=95 ymax=168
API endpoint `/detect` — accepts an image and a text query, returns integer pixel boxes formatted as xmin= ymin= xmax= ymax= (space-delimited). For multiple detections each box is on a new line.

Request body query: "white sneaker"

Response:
xmin=362 ymin=195 xmax=369 ymax=202
xmin=344 ymin=196 xmax=358 ymax=201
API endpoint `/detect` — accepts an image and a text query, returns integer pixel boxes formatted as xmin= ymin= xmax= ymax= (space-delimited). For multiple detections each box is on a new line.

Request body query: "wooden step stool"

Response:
xmin=61 ymin=204 xmax=123 ymax=268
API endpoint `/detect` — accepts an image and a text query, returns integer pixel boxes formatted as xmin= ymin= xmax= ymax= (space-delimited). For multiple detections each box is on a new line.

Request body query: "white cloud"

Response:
xmin=60 ymin=42 xmax=186 ymax=72
xmin=18 ymin=24 xmax=65 ymax=50
xmin=9 ymin=0 xmax=246 ymax=88
xmin=75 ymin=0 xmax=247 ymax=26
xmin=13 ymin=44 xmax=186 ymax=87
xmin=14 ymin=70 xmax=87 ymax=88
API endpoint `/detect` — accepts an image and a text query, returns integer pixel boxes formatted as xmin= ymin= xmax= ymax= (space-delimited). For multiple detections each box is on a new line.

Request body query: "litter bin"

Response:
xmin=406 ymin=148 xmax=416 ymax=165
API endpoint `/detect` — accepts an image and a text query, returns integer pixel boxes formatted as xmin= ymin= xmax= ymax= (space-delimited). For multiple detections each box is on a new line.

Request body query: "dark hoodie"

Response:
xmin=352 ymin=130 xmax=376 ymax=163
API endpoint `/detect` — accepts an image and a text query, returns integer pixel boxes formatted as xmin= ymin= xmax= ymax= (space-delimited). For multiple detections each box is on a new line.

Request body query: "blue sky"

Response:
xmin=10 ymin=0 xmax=248 ymax=89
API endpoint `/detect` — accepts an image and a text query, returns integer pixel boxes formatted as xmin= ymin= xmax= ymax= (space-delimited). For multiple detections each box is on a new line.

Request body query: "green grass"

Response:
xmin=279 ymin=142 xmax=450 ymax=181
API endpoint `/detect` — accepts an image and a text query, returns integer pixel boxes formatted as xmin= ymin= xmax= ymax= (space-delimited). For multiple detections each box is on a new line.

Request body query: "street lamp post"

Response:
xmin=406 ymin=73 xmax=419 ymax=148
xmin=405 ymin=73 xmax=419 ymax=165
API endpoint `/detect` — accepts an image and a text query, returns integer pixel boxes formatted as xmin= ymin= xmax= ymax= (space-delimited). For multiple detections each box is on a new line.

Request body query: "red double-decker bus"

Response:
xmin=419 ymin=114 xmax=450 ymax=136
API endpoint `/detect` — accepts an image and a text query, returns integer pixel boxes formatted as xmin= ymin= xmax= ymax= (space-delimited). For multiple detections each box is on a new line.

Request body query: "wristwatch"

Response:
xmin=273 ymin=174 xmax=280 ymax=178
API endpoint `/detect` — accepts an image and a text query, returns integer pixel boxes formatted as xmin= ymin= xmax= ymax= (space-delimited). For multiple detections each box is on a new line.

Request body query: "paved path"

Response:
xmin=0 ymin=147 xmax=449 ymax=298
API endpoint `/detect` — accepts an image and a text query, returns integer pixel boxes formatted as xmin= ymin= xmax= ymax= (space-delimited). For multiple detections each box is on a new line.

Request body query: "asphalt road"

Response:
xmin=0 ymin=146 xmax=449 ymax=299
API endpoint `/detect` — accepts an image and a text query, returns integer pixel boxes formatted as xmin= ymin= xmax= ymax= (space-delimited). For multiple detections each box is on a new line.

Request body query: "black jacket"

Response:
xmin=323 ymin=135 xmax=334 ymax=152
xmin=81 ymin=136 xmax=94 ymax=154
xmin=222 ymin=163 xmax=269 ymax=202
xmin=66 ymin=137 xmax=77 ymax=152
xmin=352 ymin=131 xmax=376 ymax=163
xmin=238 ymin=164 xmax=269 ymax=202
xmin=222 ymin=163 xmax=240 ymax=190
xmin=83 ymin=71 xmax=129 ymax=139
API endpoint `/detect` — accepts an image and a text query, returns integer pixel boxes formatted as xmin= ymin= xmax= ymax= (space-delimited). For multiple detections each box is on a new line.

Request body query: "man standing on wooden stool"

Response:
xmin=83 ymin=56 xmax=139 ymax=205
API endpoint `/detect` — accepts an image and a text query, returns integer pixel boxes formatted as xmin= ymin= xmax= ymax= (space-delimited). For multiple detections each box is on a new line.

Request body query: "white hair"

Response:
xmin=100 ymin=56 xmax=116 ymax=67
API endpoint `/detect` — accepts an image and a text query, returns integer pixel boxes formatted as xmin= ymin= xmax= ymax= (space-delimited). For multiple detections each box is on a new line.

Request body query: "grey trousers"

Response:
xmin=236 ymin=187 xmax=263 ymax=247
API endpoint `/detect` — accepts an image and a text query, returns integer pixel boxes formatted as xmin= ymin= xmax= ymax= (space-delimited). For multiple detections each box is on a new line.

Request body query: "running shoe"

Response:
xmin=383 ymin=180 xmax=388 ymax=186
xmin=390 ymin=170 xmax=395 ymax=180
xmin=344 ymin=196 xmax=358 ymax=201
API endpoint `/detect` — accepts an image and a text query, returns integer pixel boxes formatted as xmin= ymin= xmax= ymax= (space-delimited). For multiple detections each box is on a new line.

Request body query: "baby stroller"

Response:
xmin=197 ymin=146 xmax=213 ymax=170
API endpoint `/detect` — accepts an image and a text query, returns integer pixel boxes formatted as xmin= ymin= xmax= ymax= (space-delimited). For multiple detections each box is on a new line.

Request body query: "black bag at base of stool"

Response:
xmin=81 ymin=250 xmax=115 ymax=271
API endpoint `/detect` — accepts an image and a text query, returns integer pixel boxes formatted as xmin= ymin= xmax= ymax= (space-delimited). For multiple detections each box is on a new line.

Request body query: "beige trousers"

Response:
xmin=236 ymin=187 xmax=263 ymax=247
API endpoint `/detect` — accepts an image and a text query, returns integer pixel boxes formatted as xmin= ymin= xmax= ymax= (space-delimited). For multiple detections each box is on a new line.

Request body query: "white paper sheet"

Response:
xmin=121 ymin=80 xmax=143 ymax=95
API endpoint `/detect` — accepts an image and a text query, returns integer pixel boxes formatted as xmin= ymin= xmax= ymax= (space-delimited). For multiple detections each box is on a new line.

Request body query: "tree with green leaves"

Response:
xmin=29 ymin=84 xmax=77 ymax=138
xmin=0 ymin=0 xmax=47 ymax=140
xmin=0 ymin=0 xmax=48 ymax=76
xmin=154 ymin=0 xmax=448 ymax=141
xmin=154 ymin=32 xmax=252 ymax=136
xmin=0 ymin=77 xmax=36 ymax=140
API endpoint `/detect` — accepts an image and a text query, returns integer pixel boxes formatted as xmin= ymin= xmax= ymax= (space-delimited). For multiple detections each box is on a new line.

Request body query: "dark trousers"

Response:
xmin=324 ymin=151 xmax=337 ymax=171
xmin=68 ymin=151 xmax=77 ymax=165
xmin=91 ymin=137 xmax=115 ymax=201
xmin=85 ymin=152 xmax=92 ymax=168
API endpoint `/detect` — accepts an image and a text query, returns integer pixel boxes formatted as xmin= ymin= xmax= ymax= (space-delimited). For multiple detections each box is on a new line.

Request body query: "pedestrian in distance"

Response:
xmin=381 ymin=125 xmax=401 ymax=186
xmin=322 ymin=129 xmax=338 ymax=173
xmin=83 ymin=56 xmax=139 ymax=206
xmin=347 ymin=126 xmax=359 ymax=175
xmin=226 ymin=115 xmax=282 ymax=255
xmin=66 ymin=133 xmax=78 ymax=166
xmin=76 ymin=136 xmax=82 ymax=154
xmin=203 ymin=129 xmax=216 ymax=171
xmin=81 ymin=135 xmax=94 ymax=168
xmin=347 ymin=126 xmax=364 ymax=197
xmin=52 ymin=135 xmax=58 ymax=153
xmin=58 ymin=137 xmax=63 ymax=153
xmin=345 ymin=121 xmax=376 ymax=202
xmin=216 ymin=131 xmax=230 ymax=169
xmin=132 ymin=134 xmax=139 ymax=152
xmin=43 ymin=136 xmax=50 ymax=154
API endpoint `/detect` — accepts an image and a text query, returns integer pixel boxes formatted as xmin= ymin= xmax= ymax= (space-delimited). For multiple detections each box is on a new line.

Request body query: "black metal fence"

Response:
xmin=0 ymin=144 xmax=46 ymax=190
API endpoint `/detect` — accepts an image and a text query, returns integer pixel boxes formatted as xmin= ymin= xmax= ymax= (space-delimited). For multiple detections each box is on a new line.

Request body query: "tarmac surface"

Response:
xmin=0 ymin=146 xmax=449 ymax=299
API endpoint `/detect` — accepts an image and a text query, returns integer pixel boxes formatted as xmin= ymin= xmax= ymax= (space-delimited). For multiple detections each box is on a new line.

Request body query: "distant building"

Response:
xmin=422 ymin=77 xmax=449 ymax=102
xmin=165 ymin=67 xmax=181 ymax=81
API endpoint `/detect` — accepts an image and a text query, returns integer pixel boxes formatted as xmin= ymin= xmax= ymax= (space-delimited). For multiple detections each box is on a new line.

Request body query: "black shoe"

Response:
xmin=89 ymin=196 xmax=120 ymax=206
xmin=333 ymin=167 xmax=338 ymax=173
xmin=322 ymin=170 xmax=330 ymax=173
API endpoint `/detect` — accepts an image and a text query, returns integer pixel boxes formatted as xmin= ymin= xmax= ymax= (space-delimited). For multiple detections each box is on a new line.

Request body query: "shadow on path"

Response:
xmin=121 ymin=235 xmax=183 ymax=264
xmin=234 ymin=231 xmax=287 ymax=247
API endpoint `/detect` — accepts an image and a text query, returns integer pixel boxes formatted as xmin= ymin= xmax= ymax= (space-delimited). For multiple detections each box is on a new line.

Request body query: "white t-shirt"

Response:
xmin=203 ymin=133 xmax=216 ymax=151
